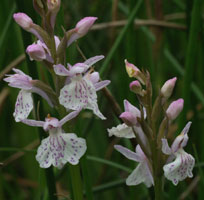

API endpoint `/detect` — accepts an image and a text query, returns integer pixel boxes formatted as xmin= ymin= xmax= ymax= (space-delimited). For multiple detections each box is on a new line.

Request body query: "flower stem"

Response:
xmin=45 ymin=167 xmax=58 ymax=200
xmin=68 ymin=164 xmax=84 ymax=200
xmin=154 ymin=176 xmax=163 ymax=200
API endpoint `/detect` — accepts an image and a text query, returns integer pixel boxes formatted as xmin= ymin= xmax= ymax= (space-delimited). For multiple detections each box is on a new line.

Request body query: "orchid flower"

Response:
xmin=26 ymin=36 xmax=60 ymax=62
xmin=54 ymin=55 xmax=110 ymax=119
xmin=162 ymin=122 xmax=195 ymax=185
xmin=21 ymin=110 xmax=86 ymax=169
xmin=115 ymin=144 xmax=154 ymax=187
xmin=4 ymin=69 xmax=53 ymax=122
xmin=108 ymin=100 xmax=147 ymax=145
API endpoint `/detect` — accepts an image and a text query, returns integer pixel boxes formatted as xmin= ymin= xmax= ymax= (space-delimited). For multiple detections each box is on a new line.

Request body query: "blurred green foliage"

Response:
xmin=0 ymin=0 xmax=204 ymax=199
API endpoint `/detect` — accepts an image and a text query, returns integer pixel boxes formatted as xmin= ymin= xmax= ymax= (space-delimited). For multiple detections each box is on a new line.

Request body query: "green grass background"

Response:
xmin=0 ymin=0 xmax=204 ymax=199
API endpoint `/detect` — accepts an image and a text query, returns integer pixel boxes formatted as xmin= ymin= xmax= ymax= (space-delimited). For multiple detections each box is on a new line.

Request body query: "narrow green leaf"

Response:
xmin=92 ymin=179 xmax=126 ymax=193
xmin=99 ymin=0 xmax=143 ymax=76
xmin=179 ymin=0 xmax=202 ymax=129
xmin=0 ymin=4 xmax=16 ymax=54
xmin=87 ymin=155 xmax=132 ymax=173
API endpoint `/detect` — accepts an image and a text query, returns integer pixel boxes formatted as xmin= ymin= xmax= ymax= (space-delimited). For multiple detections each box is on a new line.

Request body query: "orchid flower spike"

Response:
xmin=4 ymin=69 xmax=54 ymax=122
xmin=115 ymin=145 xmax=154 ymax=187
xmin=54 ymin=55 xmax=110 ymax=119
xmin=162 ymin=122 xmax=195 ymax=185
xmin=67 ymin=17 xmax=97 ymax=47
xmin=21 ymin=110 xmax=86 ymax=168
xmin=108 ymin=100 xmax=148 ymax=146
xmin=26 ymin=36 xmax=60 ymax=62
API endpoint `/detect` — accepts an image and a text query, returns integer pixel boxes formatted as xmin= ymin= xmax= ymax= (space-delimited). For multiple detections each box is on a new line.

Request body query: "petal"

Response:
xmin=14 ymin=90 xmax=33 ymax=122
xmin=21 ymin=119 xmax=44 ymax=127
xmin=124 ymin=99 xmax=141 ymax=118
xmin=163 ymin=149 xmax=195 ymax=185
xmin=94 ymin=80 xmax=111 ymax=91
xmin=86 ymin=99 xmax=106 ymax=120
xmin=36 ymin=135 xmax=62 ymax=169
xmin=62 ymin=133 xmax=87 ymax=165
xmin=36 ymin=133 xmax=86 ymax=168
xmin=107 ymin=123 xmax=135 ymax=138
xmin=84 ymin=55 xmax=104 ymax=67
xmin=54 ymin=36 xmax=60 ymax=49
xmin=88 ymin=72 xmax=100 ymax=84
xmin=59 ymin=77 xmax=105 ymax=119
xmin=114 ymin=145 xmax=142 ymax=162
xmin=161 ymin=138 xmax=172 ymax=155
xmin=69 ymin=63 xmax=89 ymax=75
xmin=59 ymin=76 xmax=91 ymax=110
xmin=54 ymin=64 xmax=70 ymax=76
xmin=126 ymin=162 xmax=154 ymax=187
xmin=59 ymin=109 xmax=82 ymax=127
xmin=171 ymin=122 xmax=191 ymax=153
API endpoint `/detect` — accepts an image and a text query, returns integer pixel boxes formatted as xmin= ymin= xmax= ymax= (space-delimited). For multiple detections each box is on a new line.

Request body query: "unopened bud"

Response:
xmin=120 ymin=111 xmax=136 ymax=126
xmin=47 ymin=0 xmax=61 ymax=11
xmin=129 ymin=80 xmax=145 ymax=96
xmin=26 ymin=44 xmax=46 ymax=61
xmin=67 ymin=17 xmax=97 ymax=46
xmin=76 ymin=17 xmax=97 ymax=36
xmin=125 ymin=60 xmax=145 ymax=84
xmin=161 ymin=77 xmax=177 ymax=99
xmin=13 ymin=13 xmax=33 ymax=31
xmin=166 ymin=98 xmax=184 ymax=121
xmin=33 ymin=0 xmax=45 ymax=16
xmin=46 ymin=0 xmax=61 ymax=29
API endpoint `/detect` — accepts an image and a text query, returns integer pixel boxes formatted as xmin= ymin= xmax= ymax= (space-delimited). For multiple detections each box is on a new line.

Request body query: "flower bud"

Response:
xmin=76 ymin=17 xmax=97 ymax=36
xmin=46 ymin=0 xmax=61 ymax=28
xmin=26 ymin=44 xmax=46 ymax=61
xmin=129 ymin=80 xmax=145 ymax=96
xmin=166 ymin=98 xmax=184 ymax=121
xmin=125 ymin=60 xmax=145 ymax=84
xmin=13 ymin=13 xmax=33 ymax=31
xmin=33 ymin=0 xmax=45 ymax=16
xmin=120 ymin=111 xmax=136 ymax=126
xmin=47 ymin=0 xmax=61 ymax=11
xmin=161 ymin=77 xmax=177 ymax=99
xmin=66 ymin=17 xmax=97 ymax=47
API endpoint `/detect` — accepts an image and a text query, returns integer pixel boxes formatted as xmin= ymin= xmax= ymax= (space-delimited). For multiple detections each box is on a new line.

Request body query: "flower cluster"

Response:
xmin=108 ymin=60 xmax=195 ymax=186
xmin=4 ymin=0 xmax=110 ymax=169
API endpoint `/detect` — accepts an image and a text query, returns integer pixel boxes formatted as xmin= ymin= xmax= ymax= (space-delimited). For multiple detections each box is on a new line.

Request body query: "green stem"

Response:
xmin=45 ymin=167 xmax=58 ymax=200
xmin=154 ymin=176 xmax=163 ymax=200
xmin=81 ymin=156 xmax=94 ymax=200
xmin=69 ymin=164 xmax=84 ymax=200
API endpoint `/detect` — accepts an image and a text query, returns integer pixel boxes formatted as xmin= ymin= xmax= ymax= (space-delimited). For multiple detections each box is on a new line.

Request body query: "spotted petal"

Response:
xmin=163 ymin=149 xmax=195 ymax=185
xmin=13 ymin=90 xmax=33 ymax=122
xmin=59 ymin=76 xmax=105 ymax=119
xmin=107 ymin=123 xmax=134 ymax=138
xmin=36 ymin=133 xmax=86 ymax=169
